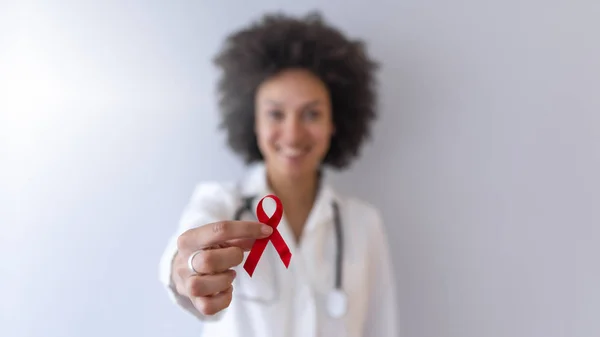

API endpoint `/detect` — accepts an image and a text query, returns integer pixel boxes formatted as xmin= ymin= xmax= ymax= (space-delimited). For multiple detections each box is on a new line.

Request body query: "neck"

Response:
xmin=266 ymin=167 xmax=320 ymax=241
xmin=267 ymin=170 xmax=319 ymax=207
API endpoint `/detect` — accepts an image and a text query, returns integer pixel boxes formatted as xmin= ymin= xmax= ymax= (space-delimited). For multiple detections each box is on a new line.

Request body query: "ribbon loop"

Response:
xmin=243 ymin=194 xmax=292 ymax=277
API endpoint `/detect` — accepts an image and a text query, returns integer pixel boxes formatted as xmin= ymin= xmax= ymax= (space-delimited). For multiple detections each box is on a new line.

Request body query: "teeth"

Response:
xmin=280 ymin=147 xmax=305 ymax=157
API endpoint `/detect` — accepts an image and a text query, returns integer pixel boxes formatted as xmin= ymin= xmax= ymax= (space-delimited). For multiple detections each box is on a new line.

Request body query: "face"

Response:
xmin=255 ymin=68 xmax=335 ymax=180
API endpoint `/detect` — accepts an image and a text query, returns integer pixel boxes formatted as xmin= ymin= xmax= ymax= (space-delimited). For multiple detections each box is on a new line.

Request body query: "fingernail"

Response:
xmin=261 ymin=225 xmax=273 ymax=235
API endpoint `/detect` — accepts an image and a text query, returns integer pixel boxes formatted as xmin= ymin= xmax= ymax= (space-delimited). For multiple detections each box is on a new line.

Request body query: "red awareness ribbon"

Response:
xmin=243 ymin=194 xmax=292 ymax=277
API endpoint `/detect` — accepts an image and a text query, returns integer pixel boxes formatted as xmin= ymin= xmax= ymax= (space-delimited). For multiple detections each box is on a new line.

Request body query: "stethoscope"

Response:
xmin=233 ymin=195 xmax=348 ymax=318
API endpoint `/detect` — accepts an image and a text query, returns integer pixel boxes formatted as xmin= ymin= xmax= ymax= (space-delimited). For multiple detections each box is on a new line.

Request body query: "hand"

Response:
xmin=172 ymin=220 xmax=273 ymax=315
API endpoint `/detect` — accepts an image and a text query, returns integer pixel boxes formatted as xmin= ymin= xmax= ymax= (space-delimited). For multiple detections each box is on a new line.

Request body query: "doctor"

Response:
xmin=159 ymin=11 xmax=399 ymax=337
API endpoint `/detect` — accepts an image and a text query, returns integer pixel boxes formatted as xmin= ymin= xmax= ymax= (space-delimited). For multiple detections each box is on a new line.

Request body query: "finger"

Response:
xmin=173 ymin=253 xmax=192 ymax=295
xmin=178 ymin=221 xmax=272 ymax=251
xmin=187 ymin=270 xmax=236 ymax=297
xmin=192 ymin=286 xmax=234 ymax=316
xmin=190 ymin=246 xmax=244 ymax=274
xmin=176 ymin=263 xmax=190 ymax=279
xmin=225 ymin=238 xmax=257 ymax=251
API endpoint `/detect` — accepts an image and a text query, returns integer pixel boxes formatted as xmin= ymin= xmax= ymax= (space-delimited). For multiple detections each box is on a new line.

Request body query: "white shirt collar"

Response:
xmin=237 ymin=162 xmax=339 ymax=233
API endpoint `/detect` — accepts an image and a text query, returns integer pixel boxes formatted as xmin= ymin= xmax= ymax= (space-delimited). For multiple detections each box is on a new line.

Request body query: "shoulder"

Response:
xmin=180 ymin=164 xmax=265 ymax=222
xmin=187 ymin=180 xmax=238 ymax=204
xmin=335 ymin=192 xmax=386 ymax=244
xmin=340 ymin=195 xmax=382 ymax=226
xmin=178 ymin=180 xmax=241 ymax=229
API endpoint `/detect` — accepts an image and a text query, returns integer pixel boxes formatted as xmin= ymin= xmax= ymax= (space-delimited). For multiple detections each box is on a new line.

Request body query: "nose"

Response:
xmin=282 ymin=115 xmax=306 ymax=145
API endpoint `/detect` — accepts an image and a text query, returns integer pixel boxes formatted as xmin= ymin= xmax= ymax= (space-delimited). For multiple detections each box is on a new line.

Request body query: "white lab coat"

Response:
xmin=159 ymin=163 xmax=399 ymax=337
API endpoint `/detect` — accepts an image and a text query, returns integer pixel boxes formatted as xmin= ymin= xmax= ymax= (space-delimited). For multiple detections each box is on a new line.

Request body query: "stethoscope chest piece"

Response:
xmin=327 ymin=289 xmax=348 ymax=318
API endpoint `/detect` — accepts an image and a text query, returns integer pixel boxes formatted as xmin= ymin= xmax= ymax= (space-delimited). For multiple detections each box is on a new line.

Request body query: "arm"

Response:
xmin=363 ymin=211 xmax=400 ymax=337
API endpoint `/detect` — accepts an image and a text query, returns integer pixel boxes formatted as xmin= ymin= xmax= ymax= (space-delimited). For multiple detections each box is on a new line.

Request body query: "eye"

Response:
xmin=303 ymin=109 xmax=321 ymax=121
xmin=267 ymin=110 xmax=284 ymax=121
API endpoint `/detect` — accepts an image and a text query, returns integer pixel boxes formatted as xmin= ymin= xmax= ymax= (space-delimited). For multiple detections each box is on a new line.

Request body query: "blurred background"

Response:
xmin=1 ymin=0 xmax=599 ymax=337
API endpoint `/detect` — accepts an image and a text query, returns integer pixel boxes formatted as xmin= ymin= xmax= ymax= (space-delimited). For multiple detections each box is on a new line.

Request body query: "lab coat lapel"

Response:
xmin=299 ymin=182 xmax=340 ymax=293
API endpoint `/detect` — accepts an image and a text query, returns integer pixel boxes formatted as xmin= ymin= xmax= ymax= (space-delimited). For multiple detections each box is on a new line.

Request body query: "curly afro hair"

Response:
xmin=213 ymin=10 xmax=379 ymax=169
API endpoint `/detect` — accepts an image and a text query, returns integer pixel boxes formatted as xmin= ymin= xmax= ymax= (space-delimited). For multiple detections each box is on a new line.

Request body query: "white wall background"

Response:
xmin=2 ymin=1 xmax=599 ymax=337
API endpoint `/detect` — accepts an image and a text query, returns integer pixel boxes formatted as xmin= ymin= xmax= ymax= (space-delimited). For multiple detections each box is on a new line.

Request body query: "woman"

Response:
xmin=159 ymin=11 xmax=398 ymax=337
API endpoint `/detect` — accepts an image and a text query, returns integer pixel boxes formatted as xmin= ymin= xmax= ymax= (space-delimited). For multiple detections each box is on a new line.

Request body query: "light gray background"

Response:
xmin=1 ymin=1 xmax=599 ymax=337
